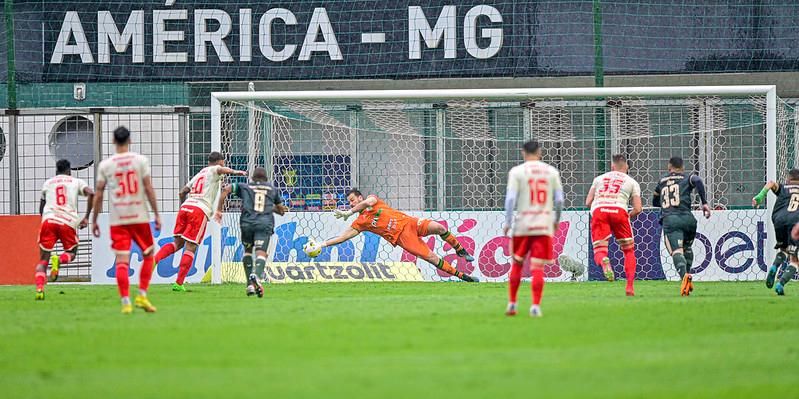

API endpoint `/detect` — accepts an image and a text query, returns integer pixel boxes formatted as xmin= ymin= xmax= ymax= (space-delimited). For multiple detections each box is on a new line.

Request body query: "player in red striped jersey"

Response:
xmin=35 ymin=159 xmax=94 ymax=300
xmin=153 ymin=152 xmax=246 ymax=292
xmin=503 ymin=140 xmax=564 ymax=317
xmin=585 ymin=155 xmax=643 ymax=296
xmin=92 ymin=127 xmax=161 ymax=314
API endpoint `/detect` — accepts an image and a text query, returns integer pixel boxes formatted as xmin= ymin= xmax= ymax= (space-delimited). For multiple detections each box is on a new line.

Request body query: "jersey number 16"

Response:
xmin=528 ymin=178 xmax=548 ymax=205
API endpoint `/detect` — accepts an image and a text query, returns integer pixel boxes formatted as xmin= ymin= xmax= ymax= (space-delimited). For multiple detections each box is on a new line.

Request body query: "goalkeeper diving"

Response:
xmin=316 ymin=189 xmax=479 ymax=282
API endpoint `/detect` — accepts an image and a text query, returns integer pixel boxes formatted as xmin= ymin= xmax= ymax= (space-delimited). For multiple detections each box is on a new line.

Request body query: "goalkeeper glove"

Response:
xmin=334 ymin=209 xmax=354 ymax=220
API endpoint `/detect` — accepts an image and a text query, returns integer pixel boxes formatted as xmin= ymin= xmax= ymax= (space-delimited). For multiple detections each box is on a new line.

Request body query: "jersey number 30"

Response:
xmin=527 ymin=178 xmax=548 ymax=205
xmin=114 ymin=170 xmax=139 ymax=197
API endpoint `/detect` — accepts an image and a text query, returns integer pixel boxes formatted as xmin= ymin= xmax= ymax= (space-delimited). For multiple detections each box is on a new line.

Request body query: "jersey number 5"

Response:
xmin=661 ymin=184 xmax=680 ymax=208
xmin=114 ymin=170 xmax=139 ymax=197
xmin=527 ymin=178 xmax=548 ymax=205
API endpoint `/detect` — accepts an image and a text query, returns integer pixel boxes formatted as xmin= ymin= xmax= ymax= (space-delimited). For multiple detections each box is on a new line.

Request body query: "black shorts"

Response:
xmin=773 ymin=223 xmax=799 ymax=257
xmin=241 ymin=224 xmax=273 ymax=252
xmin=662 ymin=214 xmax=697 ymax=254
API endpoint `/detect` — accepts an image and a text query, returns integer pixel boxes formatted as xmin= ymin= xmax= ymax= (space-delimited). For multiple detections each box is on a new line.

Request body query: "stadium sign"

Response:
xmin=91 ymin=210 xmax=773 ymax=284
xmin=48 ymin=3 xmax=502 ymax=64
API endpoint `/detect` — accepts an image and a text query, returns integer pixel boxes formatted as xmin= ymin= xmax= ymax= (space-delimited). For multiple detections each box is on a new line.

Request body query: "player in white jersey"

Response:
xmin=91 ymin=126 xmax=161 ymax=314
xmin=34 ymin=159 xmax=94 ymax=300
xmin=502 ymin=140 xmax=564 ymax=317
xmin=153 ymin=151 xmax=246 ymax=291
xmin=585 ymin=154 xmax=643 ymax=296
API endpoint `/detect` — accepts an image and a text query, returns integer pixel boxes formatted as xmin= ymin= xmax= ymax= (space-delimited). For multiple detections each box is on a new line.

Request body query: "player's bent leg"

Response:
xmin=775 ymin=256 xmax=798 ymax=296
xmin=155 ymin=237 xmax=184 ymax=264
xmin=767 ymin=250 xmax=787 ymax=289
xmin=424 ymin=220 xmax=475 ymax=262
xmin=173 ymin=241 xmax=197 ymax=291
xmin=592 ymin=239 xmax=613 ymax=281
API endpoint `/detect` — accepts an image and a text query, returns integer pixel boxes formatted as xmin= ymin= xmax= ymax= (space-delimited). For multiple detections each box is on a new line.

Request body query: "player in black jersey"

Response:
xmin=653 ymin=157 xmax=711 ymax=296
xmin=753 ymin=168 xmax=799 ymax=295
xmin=220 ymin=167 xmax=288 ymax=297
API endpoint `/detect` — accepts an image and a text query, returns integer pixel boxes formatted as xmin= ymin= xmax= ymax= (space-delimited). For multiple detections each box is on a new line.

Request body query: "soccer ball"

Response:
xmin=303 ymin=239 xmax=323 ymax=258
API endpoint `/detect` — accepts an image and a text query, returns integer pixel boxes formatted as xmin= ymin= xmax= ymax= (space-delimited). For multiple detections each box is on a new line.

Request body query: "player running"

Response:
xmin=321 ymin=189 xmax=478 ymax=282
xmin=153 ymin=151 xmax=246 ymax=292
xmin=91 ymin=126 xmax=161 ymax=314
xmin=219 ymin=167 xmax=288 ymax=297
xmin=753 ymin=169 xmax=799 ymax=295
xmin=34 ymin=159 xmax=94 ymax=299
xmin=652 ymin=157 xmax=711 ymax=296
xmin=502 ymin=140 xmax=563 ymax=317
xmin=585 ymin=154 xmax=643 ymax=296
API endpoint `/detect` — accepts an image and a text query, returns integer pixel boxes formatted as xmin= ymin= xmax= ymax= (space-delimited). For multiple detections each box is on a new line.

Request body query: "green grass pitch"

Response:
xmin=1 ymin=281 xmax=797 ymax=398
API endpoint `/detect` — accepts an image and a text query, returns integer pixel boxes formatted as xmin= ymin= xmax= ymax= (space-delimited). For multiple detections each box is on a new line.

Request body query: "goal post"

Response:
xmin=209 ymin=85 xmax=788 ymax=284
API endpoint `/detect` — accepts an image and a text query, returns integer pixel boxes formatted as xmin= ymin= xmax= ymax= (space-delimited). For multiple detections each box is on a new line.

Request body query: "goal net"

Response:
xmin=210 ymin=86 xmax=795 ymax=284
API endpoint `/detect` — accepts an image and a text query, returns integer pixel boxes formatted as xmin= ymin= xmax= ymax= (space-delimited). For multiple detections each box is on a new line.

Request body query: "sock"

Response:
xmin=773 ymin=251 xmax=787 ymax=269
xmin=508 ymin=261 xmax=522 ymax=303
xmin=242 ymin=254 xmax=253 ymax=278
xmin=116 ymin=263 xmax=130 ymax=298
xmin=779 ymin=265 xmax=797 ymax=285
xmin=154 ymin=242 xmax=177 ymax=263
xmin=684 ymin=248 xmax=694 ymax=273
xmin=440 ymin=231 xmax=466 ymax=254
xmin=531 ymin=268 xmax=545 ymax=305
xmin=672 ymin=253 xmax=687 ymax=279
xmin=58 ymin=252 xmax=74 ymax=265
xmin=175 ymin=251 xmax=195 ymax=285
xmin=593 ymin=245 xmax=609 ymax=268
xmin=623 ymin=247 xmax=636 ymax=290
xmin=35 ymin=270 xmax=47 ymax=291
xmin=436 ymin=258 xmax=463 ymax=279
xmin=255 ymin=256 xmax=267 ymax=279
xmin=121 ymin=296 xmax=131 ymax=306
xmin=139 ymin=255 xmax=154 ymax=293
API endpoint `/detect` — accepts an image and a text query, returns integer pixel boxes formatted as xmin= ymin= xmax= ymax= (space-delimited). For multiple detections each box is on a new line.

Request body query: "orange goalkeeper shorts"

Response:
xmin=396 ymin=218 xmax=433 ymax=259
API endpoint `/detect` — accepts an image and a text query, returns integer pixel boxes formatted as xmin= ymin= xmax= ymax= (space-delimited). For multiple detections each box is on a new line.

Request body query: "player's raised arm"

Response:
xmin=753 ymin=180 xmax=778 ymax=208
xmin=322 ymin=227 xmax=360 ymax=248
xmin=217 ymin=167 xmax=247 ymax=176
xmin=334 ymin=194 xmax=377 ymax=220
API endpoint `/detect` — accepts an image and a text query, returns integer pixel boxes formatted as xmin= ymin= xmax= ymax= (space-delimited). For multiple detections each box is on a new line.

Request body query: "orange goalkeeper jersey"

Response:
xmin=350 ymin=196 xmax=412 ymax=245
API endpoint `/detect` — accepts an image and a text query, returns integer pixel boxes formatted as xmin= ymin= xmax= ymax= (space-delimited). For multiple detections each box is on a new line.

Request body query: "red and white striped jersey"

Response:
xmin=182 ymin=165 xmax=223 ymax=218
xmin=507 ymin=160 xmax=563 ymax=237
xmin=41 ymin=175 xmax=90 ymax=229
xmin=97 ymin=152 xmax=151 ymax=226
xmin=590 ymin=171 xmax=641 ymax=212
